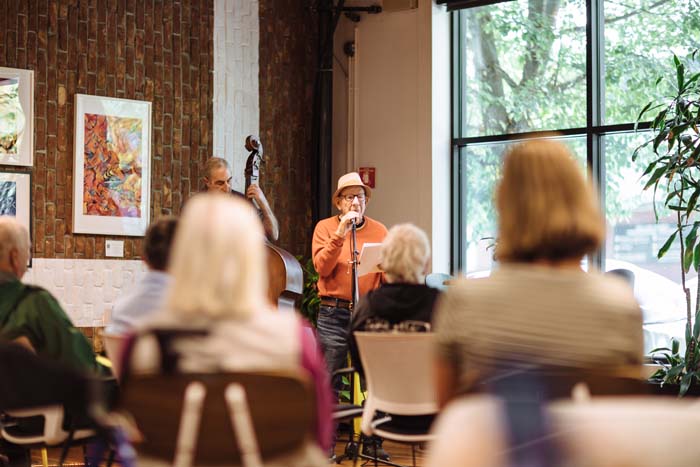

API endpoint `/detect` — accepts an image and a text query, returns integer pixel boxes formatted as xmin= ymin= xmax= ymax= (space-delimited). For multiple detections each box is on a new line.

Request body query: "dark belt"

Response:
xmin=320 ymin=296 xmax=352 ymax=310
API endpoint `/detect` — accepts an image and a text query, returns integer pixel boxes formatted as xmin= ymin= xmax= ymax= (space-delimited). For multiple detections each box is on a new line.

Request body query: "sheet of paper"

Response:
xmin=358 ymin=242 xmax=383 ymax=276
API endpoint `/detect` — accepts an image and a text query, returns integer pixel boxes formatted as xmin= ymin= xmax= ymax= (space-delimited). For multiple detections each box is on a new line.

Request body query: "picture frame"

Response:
xmin=0 ymin=170 xmax=32 ymax=266
xmin=0 ymin=67 xmax=34 ymax=166
xmin=73 ymin=94 xmax=151 ymax=236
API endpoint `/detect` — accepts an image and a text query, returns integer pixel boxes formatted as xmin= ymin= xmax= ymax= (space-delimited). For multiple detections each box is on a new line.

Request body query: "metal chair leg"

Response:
xmin=58 ymin=429 xmax=76 ymax=467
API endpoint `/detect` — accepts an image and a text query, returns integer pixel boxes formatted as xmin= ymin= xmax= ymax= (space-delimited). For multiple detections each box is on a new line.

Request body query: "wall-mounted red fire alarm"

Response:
xmin=358 ymin=167 xmax=375 ymax=188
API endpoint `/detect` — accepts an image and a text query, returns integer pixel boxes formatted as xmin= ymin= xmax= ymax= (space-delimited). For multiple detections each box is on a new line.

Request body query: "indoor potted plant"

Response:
xmin=635 ymin=50 xmax=700 ymax=396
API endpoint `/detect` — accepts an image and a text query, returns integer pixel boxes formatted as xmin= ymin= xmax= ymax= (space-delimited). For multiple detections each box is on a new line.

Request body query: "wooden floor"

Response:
xmin=334 ymin=440 xmax=426 ymax=467
xmin=32 ymin=440 xmax=426 ymax=467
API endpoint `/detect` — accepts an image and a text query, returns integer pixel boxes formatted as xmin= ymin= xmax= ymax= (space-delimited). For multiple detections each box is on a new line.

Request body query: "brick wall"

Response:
xmin=0 ymin=0 xmax=214 ymax=261
xmin=259 ymin=0 xmax=318 ymax=257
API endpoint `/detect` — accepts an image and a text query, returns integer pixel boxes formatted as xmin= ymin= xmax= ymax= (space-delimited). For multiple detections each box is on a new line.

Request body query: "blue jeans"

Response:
xmin=316 ymin=305 xmax=351 ymax=396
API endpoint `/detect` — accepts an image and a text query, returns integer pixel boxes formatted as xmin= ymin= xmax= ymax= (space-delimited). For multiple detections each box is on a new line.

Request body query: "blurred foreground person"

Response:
xmin=433 ymin=139 xmax=643 ymax=407
xmin=126 ymin=194 xmax=331 ymax=467
xmin=349 ymin=223 xmax=439 ymax=377
xmin=425 ymin=393 xmax=700 ymax=467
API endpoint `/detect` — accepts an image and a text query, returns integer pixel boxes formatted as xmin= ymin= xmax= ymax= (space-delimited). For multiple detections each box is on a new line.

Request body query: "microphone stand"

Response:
xmin=350 ymin=218 xmax=360 ymax=310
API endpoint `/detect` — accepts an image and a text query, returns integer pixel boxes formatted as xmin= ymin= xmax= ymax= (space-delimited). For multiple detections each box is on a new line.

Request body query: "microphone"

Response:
xmin=351 ymin=217 xmax=357 ymax=230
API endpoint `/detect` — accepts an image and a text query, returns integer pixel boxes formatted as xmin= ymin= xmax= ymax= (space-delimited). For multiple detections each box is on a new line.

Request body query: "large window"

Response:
xmin=453 ymin=0 xmax=700 ymax=353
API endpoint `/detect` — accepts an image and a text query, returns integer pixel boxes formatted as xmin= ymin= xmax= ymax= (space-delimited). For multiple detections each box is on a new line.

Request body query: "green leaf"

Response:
xmin=649 ymin=346 xmax=672 ymax=354
xmin=636 ymin=101 xmax=654 ymax=123
xmin=695 ymin=316 xmax=700 ymax=340
xmin=652 ymin=110 xmax=669 ymax=132
xmin=658 ymin=231 xmax=678 ymax=259
xmin=672 ymin=338 xmax=680 ymax=355
xmin=668 ymin=364 xmax=684 ymax=379
xmin=693 ymin=242 xmax=700 ymax=272
xmin=642 ymin=160 xmax=660 ymax=178
xmin=676 ymin=58 xmax=685 ymax=91
xmin=680 ymin=372 xmax=693 ymax=397
xmin=684 ymin=243 xmax=695 ymax=272
xmin=644 ymin=166 xmax=668 ymax=190
xmin=653 ymin=129 xmax=669 ymax=153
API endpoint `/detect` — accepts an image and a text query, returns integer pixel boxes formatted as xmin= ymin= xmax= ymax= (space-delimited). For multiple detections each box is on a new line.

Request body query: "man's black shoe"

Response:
xmin=361 ymin=438 xmax=391 ymax=461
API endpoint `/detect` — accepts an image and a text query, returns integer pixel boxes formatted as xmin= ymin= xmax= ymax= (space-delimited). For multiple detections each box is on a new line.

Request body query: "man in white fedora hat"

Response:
xmin=312 ymin=171 xmax=389 ymax=460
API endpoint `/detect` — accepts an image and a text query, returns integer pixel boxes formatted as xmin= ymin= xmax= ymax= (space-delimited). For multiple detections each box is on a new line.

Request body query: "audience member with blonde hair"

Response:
xmin=126 ymin=194 xmax=331 ymax=466
xmin=349 ymin=223 xmax=439 ymax=377
xmin=433 ymin=139 xmax=643 ymax=407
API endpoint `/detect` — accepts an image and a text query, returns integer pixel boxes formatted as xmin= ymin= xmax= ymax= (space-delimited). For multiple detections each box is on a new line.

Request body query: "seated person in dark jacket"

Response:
xmin=349 ymin=223 xmax=440 ymax=377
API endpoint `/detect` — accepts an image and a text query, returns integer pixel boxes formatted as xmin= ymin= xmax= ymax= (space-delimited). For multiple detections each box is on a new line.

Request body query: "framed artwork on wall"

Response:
xmin=73 ymin=94 xmax=151 ymax=236
xmin=0 ymin=170 xmax=32 ymax=249
xmin=0 ymin=67 xmax=34 ymax=166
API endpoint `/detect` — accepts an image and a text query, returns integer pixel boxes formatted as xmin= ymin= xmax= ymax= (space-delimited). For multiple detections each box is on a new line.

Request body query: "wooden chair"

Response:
xmin=117 ymin=371 xmax=316 ymax=467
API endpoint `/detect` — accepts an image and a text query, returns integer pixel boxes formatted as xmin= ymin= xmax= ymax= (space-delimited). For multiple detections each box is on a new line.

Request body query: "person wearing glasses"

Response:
xmin=201 ymin=157 xmax=279 ymax=241
xmin=311 ymin=172 xmax=388 ymax=459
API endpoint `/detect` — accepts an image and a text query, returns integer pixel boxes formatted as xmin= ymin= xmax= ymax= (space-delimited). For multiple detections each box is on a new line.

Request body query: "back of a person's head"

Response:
xmin=381 ymin=223 xmax=431 ymax=284
xmin=496 ymin=139 xmax=604 ymax=263
xmin=165 ymin=194 xmax=266 ymax=320
xmin=0 ymin=216 xmax=28 ymax=264
xmin=143 ymin=216 xmax=179 ymax=271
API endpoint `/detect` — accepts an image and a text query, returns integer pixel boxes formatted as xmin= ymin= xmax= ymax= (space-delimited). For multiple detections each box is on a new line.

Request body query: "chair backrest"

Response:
xmin=472 ymin=366 xmax=649 ymax=401
xmin=103 ymin=332 xmax=129 ymax=381
xmin=0 ymin=343 xmax=91 ymax=412
xmin=0 ymin=343 xmax=98 ymax=445
xmin=355 ymin=332 xmax=437 ymax=416
xmin=118 ymin=371 xmax=315 ymax=465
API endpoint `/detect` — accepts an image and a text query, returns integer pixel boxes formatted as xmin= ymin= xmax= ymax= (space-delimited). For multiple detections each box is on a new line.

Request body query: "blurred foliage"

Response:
xmin=458 ymin=0 xmax=700 ymax=249
xmin=296 ymin=256 xmax=320 ymax=327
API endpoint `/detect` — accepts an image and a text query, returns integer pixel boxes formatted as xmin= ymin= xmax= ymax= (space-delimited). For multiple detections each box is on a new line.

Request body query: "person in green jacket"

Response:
xmin=0 ymin=216 xmax=96 ymax=373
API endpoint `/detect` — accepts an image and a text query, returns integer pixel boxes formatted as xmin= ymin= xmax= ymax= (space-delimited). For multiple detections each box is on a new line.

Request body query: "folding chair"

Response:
xmin=354 ymin=332 xmax=438 ymax=467
xmin=0 ymin=343 xmax=112 ymax=467
xmin=118 ymin=371 xmax=318 ymax=467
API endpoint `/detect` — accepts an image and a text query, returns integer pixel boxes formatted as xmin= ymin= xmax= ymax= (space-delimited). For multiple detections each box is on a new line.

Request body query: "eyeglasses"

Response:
xmin=341 ymin=194 xmax=366 ymax=202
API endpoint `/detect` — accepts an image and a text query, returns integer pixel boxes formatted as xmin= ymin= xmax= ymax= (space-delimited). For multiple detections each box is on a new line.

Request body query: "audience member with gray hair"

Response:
xmin=0 ymin=216 xmax=96 ymax=372
xmin=349 ymin=223 xmax=440 ymax=376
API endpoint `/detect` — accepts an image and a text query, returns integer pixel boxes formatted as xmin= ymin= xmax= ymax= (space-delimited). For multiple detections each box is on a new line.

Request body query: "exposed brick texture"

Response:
xmin=0 ymin=0 xmax=214 ymax=260
xmin=259 ymin=0 xmax=318 ymax=257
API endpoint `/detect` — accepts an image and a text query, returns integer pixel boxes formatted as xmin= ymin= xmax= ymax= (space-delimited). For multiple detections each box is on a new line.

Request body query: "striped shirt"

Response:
xmin=434 ymin=264 xmax=643 ymax=390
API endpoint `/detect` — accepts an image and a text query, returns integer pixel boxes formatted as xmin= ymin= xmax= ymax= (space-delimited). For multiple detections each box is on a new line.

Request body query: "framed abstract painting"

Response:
xmin=0 ymin=67 xmax=34 ymax=166
xmin=73 ymin=94 xmax=151 ymax=236
xmin=0 ymin=170 xmax=31 ymax=236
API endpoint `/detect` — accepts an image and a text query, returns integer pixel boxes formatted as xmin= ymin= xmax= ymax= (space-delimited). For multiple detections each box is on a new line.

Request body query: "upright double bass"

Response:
xmin=244 ymin=136 xmax=304 ymax=311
